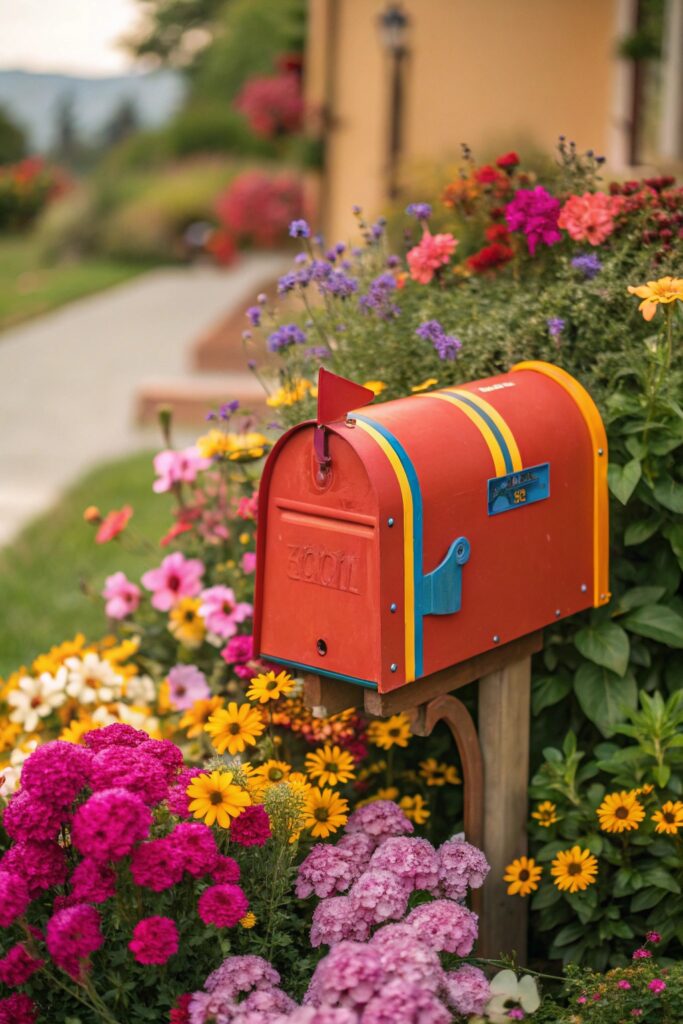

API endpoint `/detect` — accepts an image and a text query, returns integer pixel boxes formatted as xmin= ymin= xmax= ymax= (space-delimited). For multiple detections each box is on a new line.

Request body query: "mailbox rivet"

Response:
xmin=390 ymin=663 xmax=398 ymax=672
xmin=581 ymin=583 xmax=588 ymax=593
xmin=492 ymin=635 xmax=500 ymax=644
xmin=390 ymin=603 xmax=397 ymax=613
xmin=597 ymin=448 xmax=604 ymax=456
xmin=555 ymin=609 xmax=561 ymax=617
xmin=387 ymin=517 xmax=395 ymax=527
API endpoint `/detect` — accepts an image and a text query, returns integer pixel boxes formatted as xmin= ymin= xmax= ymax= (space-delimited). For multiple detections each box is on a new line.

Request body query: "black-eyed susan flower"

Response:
xmin=205 ymin=702 xmax=265 ymax=755
xmin=551 ymin=846 xmax=598 ymax=893
xmin=399 ymin=793 xmax=430 ymax=825
xmin=186 ymin=769 xmax=251 ymax=828
xmin=179 ymin=696 xmax=224 ymax=738
xmin=168 ymin=597 xmax=206 ymax=648
xmin=652 ymin=800 xmax=683 ymax=835
xmin=305 ymin=744 xmax=356 ymax=787
xmin=367 ymin=713 xmax=411 ymax=750
xmin=246 ymin=670 xmax=295 ymax=704
xmin=304 ymin=786 xmax=349 ymax=838
xmin=596 ymin=791 xmax=645 ymax=833
xmin=503 ymin=856 xmax=543 ymax=897
xmin=531 ymin=800 xmax=558 ymax=827
xmin=253 ymin=759 xmax=292 ymax=786
xmin=419 ymin=757 xmax=461 ymax=786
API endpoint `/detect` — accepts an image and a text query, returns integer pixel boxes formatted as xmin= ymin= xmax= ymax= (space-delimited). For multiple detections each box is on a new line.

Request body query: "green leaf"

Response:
xmin=575 ymin=621 xmax=630 ymax=677
xmin=630 ymin=886 xmax=666 ymax=912
xmin=608 ymin=459 xmax=642 ymax=505
xmin=532 ymin=675 xmax=572 ymax=715
xmin=653 ymin=477 xmax=683 ymax=514
xmin=531 ymin=884 xmax=563 ymax=910
xmin=665 ymin=523 xmax=683 ymax=569
xmin=574 ymin=663 xmax=638 ymax=737
xmin=625 ymin=517 xmax=664 ymax=546
xmin=615 ymin=586 xmax=666 ymax=613
xmin=623 ymin=604 xmax=683 ymax=648
xmin=553 ymin=921 xmax=588 ymax=946
xmin=653 ymin=763 xmax=671 ymax=787
xmin=643 ymin=866 xmax=681 ymax=893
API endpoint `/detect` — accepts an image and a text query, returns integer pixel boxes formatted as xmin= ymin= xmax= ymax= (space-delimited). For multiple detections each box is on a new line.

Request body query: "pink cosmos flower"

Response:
xmin=241 ymin=552 xmax=257 ymax=574
xmin=558 ymin=192 xmax=623 ymax=246
xmin=407 ymin=230 xmax=457 ymax=284
xmin=632 ymin=948 xmax=652 ymax=959
xmin=167 ymin=665 xmax=210 ymax=710
xmin=153 ymin=447 xmax=211 ymax=494
xmin=102 ymin=571 xmax=141 ymax=619
xmin=199 ymin=585 xmax=252 ymax=638
xmin=141 ymin=552 xmax=205 ymax=611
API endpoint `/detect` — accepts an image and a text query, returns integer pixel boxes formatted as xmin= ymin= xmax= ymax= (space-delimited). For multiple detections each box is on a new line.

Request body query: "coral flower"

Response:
xmin=597 ymin=791 xmax=645 ymax=833
xmin=304 ymin=787 xmax=349 ymax=838
xmin=551 ymin=846 xmax=598 ymax=893
xmin=367 ymin=713 xmax=412 ymax=750
xmin=246 ymin=670 xmax=295 ymax=704
xmin=407 ymin=229 xmax=457 ymax=284
xmin=531 ymin=800 xmax=558 ymax=827
xmin=205 ymin=702 xmax=265 ymax=755
xmin=101 ymin=572 xmax=141 ymax=620
xmin=652 ymin=800 xmax=683 ymax=835
xmin=305 ymin=744 xmax=356 ymax=787
xmin=199 ymin=585 xmax=252 ymax=639
xmin=186 ymin=770 xmax=251 ymax=828
xmin=141 ymin=552 xmax=205 ymax=611
xmin=95 ymin=505 xmax=133 ymax=544
xmin=503 ymin=856 xmax=543 ymax=896
xmin=627 ymin=276 xmax=683 ymax=321
xmin=558 ymin=192 xmax=622 ymax=245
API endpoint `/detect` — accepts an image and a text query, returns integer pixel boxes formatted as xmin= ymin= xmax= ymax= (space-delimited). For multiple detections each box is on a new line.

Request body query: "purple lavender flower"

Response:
xmin=246 ymin=306 xmax=261 ymax=327
xmin=310 ymin=259 xmax=333 ymax=282
xmin=386 ymin=254 xmax=400 ymax=268
xmin=406 ymin=202 xmax=432 ymax=221
xmin=571 ymin=252 xmax=602 ymax=278
xmin=370 ymin=221 xmax=385 ymax=240
xmin=320 ymin=270 xmax=358 ymax=299
xmin=219 ymin=400 xmax=239 ymax=420
xmin=547 ymin=317 xmax=565 ymax=339
xmin=294 ymin=252 xmax=309 ymax=265
xmin=289 ymin=219 xmax=310 ymax=239
xmin=416 ymin=320 xmax=462 ymax=361
xmin=505 ymin=186 xmax=562 ymax=255
xmin=278 ymin=272 xmax=299 ymax=295
xmin=306 ymin=346 xmax=331 ymax=360
xmin=324 ymin=249 xmax=338 ymax=262
xmin=335 ymin=242 xmax=346 ymax=255
xmin=359 ymin=272 xmax=400 ymax=320
xmin=267 ymin=324 xmax=307 ymax=352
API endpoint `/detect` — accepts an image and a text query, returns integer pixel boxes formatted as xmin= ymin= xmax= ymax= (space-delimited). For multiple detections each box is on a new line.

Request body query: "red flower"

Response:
xmin=496 ymin=151 xmax=520 ymax=169
xmin=169 ymin=994 xmax=192 ymax=1024
xmin=160 ymin=521 xmax=193 ymax=548
xmin=205 ymin=230 xmax=236 ymax=266
xmin=474 ymin=164 xmax=506 ymax=186
xmin=215 ymin=171 xmax=305 ymax=248
xmin=466 ymin=242 xmax=514 ymax=273
xmin=234 ymin=72 xmax=304 ymax=138
xmin=95 ymin=506 xmax=133 ymax=544
xmin=485 ymin=223 xmax=510 ymax=243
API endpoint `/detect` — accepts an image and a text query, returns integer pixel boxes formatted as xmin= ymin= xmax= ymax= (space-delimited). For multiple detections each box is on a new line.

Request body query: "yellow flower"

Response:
xmin=596 ymin=791 xmax=645 ymax=833
xmin=504 ymin=856 xmax=543 ymax=897
xmin=247 ymin=670 xmax=295 ymax=704
xmin=304 ymin=786 xmax=349 ymax=838
xmin=60 ymin=719 xmax=99 ymax=745
xmin=205 ymin=702 xmax=265 ymax=755
xmin=627 ymin=276 xmax=683 ymax=320
xmin=266 ymin=378 xmax=317 ymax=408
xmin=531 ymin=801 xmax=559 ymax=827
xmin=240 ymin=911 xmax=257 ymax=929
xmin=186 ymin=769 xmax=251 ymax=828
xmin=253 ymin=760 xmax=292 ymax=786
xmin=0 ymin=720 xmax=21 ymax=753
xmin=399 ymin=794 xmax=430 ymax=824
xmin=179 ymin=696 xmax=224 ymax=738
xmin=355 ymin=787 xmax=400 ymax=808
xmin=362 ymin=380 xmax=386 ymax=395
xmin=168 ymin=598 xmax=206 ymax=649
xmin=551 ymin=846 xmax=598 ymax=893
xmin=239 ymin=532 xmax=250 ymax=545
xmin=305 ymin=744 xmax=356 ymax=787
xmin=196 ymin=429 xmax=271 ymax=462
xmin=652 ymin=800 xmax=683 ymax=835
xmin=634 ymin=783 xmax=654 ymax=797
xmin=418 ymin=757 xmax=461 ymax=786
xmin=411 ymin=378 xmax=439 ymax=393
xmin=367 ymin=713 xmax=412 ymax=750
xmin=288 ymin=772 xmax=312 ymax=796
xmin=32 ymin=635 xmax=87 ymax=676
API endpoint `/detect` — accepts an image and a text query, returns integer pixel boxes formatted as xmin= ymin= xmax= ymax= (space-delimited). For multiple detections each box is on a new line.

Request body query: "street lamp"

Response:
xmin=378 ymin=4 xmax=410 ymax=200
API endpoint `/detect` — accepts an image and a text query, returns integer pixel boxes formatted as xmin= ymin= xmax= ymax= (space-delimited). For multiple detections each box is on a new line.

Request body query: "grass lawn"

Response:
xmin=0 ymin=234 xmax=143 ymax=333
xmin=0 ymin=451 xmax=172 ymax=677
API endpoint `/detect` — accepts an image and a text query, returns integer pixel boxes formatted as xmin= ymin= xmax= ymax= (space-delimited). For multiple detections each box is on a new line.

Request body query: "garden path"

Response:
xmin=0 ymin=254 xmax=288 ymax=546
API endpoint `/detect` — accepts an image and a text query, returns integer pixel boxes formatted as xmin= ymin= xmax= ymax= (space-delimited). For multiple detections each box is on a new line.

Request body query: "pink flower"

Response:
xmin=558 ymin=192 xmax=622 ymax=245
xmin=212 ymin=855 xmax=241 ymax=884
xmin=46 ymin=904 xmax=104 ymax=978
xmin=405 ymin=900 xmax=478 ymax=956
xmin=310 ymin=896 xmax=369 ymax=947
xmin=348 ymin=869 xmax=409 ymax=924
xmin=436 ymin=837 xmax=490 ymax=900
xmin=407 ymin=230 xmax=457 ymax=284
xmin=369 ymin=924 xmax=443 ymax=991
xmin=443 ymin=965 xmax=490 ymax=1015
xmin=153 ymin=447 xmax=210 ymax=493
xmin=83 ymin=723 xmax=147 ymax=751
xmin=170 ymin=822 xmax=218 ymax=876
xmin=90 ymin=746 xmax=169 ymax=805
xmin=20 ymin=740 xmax=92 ymax=807
xmin=307 ymin=941 xmax=383 ymax=1006
xmin=237 ymin=494 xmax=258 ymax=519
xmin=0 ymin=944 xmax=42 ymax=987
xmin=296 ymin=844 xmax=358 ymax=899
xmin=3 ymin=789 xmax=64 ymax=842
xmin=505 ymin=186 xmax=562 ymax=255
xmin=167 ymin=665 xmax=210 ymax=710
xmin=0 ymin=872 xmax=30 ymax=927
xmin=129 ymin=916 xmax=179 ymax=965
xmin=198 ymin=884 xmax=249 ymax=927
xmin=205 ymin=953 xmax=280 ymax=996
xmin=361 ymin=977 xmax=451 ymax=1024
xmin=1 ymin=840 xmax=68 ymax=895
xmin=618 ymin=980 xmax=632 ymax=990
xmin=72 ymin=788 xmax=152 ymax=862
xmin=369 ymin=836 xmax=439 ymax=892
xmin=0 ymin=994 xmax=37 ymax=1024
xmin=141 ymin=552 xmax=205 ymax=611
xmin=130 ymin=838 xmax=184 ymax=891
xmin=507 ymin=1010 xmax=525 ymax=1021
xmin=649 ymin=979 xmax=666 ymax=994
xmin=229 ymin=805 xmax=271 ymax=847
xmin=199 ymin=585 xmax=252 ymax=639
xmin=646 ymin=931 xmax=661 ymax=943
xmin=241 ymin=551 xmax=257 ymax=574
xmin=70 ymin=858 xmax=117 ymax=904
xmin=344 ymin=801 xmax=414 ymax=847
xmin=632 ymin=948 xmax=652 ymax=959
xmin=102 ymin=572 xmax=141 ymax=619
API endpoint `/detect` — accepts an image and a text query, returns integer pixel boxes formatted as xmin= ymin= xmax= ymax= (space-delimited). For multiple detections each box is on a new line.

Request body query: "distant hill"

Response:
xmin=0 ymin=68 xmax=186 ymax=152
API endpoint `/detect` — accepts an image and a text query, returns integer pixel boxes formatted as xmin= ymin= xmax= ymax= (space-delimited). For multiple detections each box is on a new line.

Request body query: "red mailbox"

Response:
xmin=254 ymin=361 xmax=609 ymax=694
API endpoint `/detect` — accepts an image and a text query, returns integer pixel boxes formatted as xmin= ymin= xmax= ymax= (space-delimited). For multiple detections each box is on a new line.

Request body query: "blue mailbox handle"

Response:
xmin=422 ymin=536 xmax=470 ymax=616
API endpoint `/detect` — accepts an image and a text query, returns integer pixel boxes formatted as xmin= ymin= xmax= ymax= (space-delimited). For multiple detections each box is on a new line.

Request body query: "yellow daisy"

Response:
xmin=205 ymin=702 xmax=265 ymax=755
xmin=168 ymin=598 xmax=206 ymax=649
xmin=399 ymin=794 xmax=430 ymax=824
xmin=186 ymin=770 xmax=251 ymax=828
xmin=418 ymin=757 xmax=461 ymax=786
xmin=253 ymin=760 xmax=292 ymax=785
xmin=504 ymin=856 xmax=543 ymax=896
xmin=240 ymin=912 xmax=257 ymax=929
xmin=356 ymin=787 xmax=400 ymax=808
xmin=652 ymin=800 xmax=683 ymax=835
xmin=551 ymin=846 xmax=598 ymax=893
xmin=304 ymin=787 xmax=349 ymax=838
xmin=531 ymin=801 xmax=559 ymax=827
xmin=627 ymin=276 xmax=683 ymax=320
xmin=60 ymin=719 xmax=99 ymax=745
xmin=266 ymin=378 xmax=317 ymax=409
xmin=247 ymin=670 xmax=296 ymax=704
xmin=179 ymin=696 xmax=223 ymax=738
xmin=367 ymin=713 xmax=412 ymax=750
xmin=596 ymin=791 xmax=645 ymax=833
xmin=305 ymin=744 xmax=356 ymax=787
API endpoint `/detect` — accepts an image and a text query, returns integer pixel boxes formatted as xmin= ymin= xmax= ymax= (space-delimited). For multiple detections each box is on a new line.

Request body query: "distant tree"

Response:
xmin=126 ymin=0 xmax=230 ymax=68
xmin=53 ymin=94 xmax=80 ymax=165
xmin=102 ymin=97 xmax=140 ymax=148
xmin=0 ymin=105 xmax=27 ymax=164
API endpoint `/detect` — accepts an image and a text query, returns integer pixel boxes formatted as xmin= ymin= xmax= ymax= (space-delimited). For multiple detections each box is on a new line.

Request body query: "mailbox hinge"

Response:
xmin=314 ymin=425 xmax=332 ymax=480
xmin=422 ymin=536 xmax=470 ymax=616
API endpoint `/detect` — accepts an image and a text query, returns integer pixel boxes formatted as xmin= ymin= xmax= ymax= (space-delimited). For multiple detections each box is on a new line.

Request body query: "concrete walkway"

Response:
xmin=0 ymin=254 xmax=288 ymax=546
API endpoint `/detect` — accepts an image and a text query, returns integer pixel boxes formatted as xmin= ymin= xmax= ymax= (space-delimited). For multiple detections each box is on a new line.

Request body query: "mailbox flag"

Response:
xmin=316 ymin=368 xmax=375 ymax=425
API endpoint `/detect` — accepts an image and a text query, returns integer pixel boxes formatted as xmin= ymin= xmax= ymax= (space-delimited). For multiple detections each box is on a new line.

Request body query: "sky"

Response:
xmin=0 ymin=0 xmax=143 ymax=76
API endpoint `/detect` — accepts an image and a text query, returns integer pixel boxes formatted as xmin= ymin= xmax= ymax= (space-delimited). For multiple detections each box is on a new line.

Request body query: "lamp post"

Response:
xmin=378 ymin=4 xmax=410 ymax=200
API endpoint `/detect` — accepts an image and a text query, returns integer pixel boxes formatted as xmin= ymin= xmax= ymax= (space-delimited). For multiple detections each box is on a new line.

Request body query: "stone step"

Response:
xmin=135 ymin=373 xmax=268 ymax=426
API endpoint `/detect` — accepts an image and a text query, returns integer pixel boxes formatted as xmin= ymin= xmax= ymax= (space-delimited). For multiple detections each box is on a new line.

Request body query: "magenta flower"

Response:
xmin=101 ymin=571 xmax=141 ymax=619
xmin=90 ymin=746 xmax=169 ymax=805
xmin=229 ymin=805 xmax=271 ymax=847
xmin=505 ymin=186 xmax=562 ymax=255
xmin=0 ymin=872 xmax=30 ymax=927
xmin=0 ymin=993 xmax=37 ymax=1024
xmin=198 ymin=884 xmax=249 ymax=927
xmin=167 ymin=664 xmax=210 ymax=710
xmin=0 ymin=944 xmax=42 ymax=987
xmin=71 ymin=788 xmax=152 ymax=863
xmin=170 ymin=821 xmax=218 ymax=876
xmin=646 ymin=931 xmax=661 ymax=943
xmin=632 ymin=948 xmax=652 ymax=959
xmin=153 ymin=447 xmax=210 ymax=493
xmin=20 ymin=740 xmax=92 ymax=807
xmin=649 ymin=979 xmax=666 ymax=994
xmin=1 ymin=840 xmax=68 ymax=895
xmin=70 ymin=858 xmax=116 ymax=905
xmin=141 ymin=552 xmax=205 ymax=611
xmin=212 ymin=855 xmax=241 ymax=884
xmin=129 ymin=916 xmax=179 ymax=964
xmin=618 ymin=980 xmax=632 ymax=990
xmin=46 ymin=904 xmax=104 ymax=978
xmin=130 ymin=838 xmax=184 ymax=892
xmin=241 ymin=551 xmax=257 ymax=574
xmin=199 ymin=585 xmax=252 ymax=639
xmin=2 ymin=789 xmax=65 ymax=843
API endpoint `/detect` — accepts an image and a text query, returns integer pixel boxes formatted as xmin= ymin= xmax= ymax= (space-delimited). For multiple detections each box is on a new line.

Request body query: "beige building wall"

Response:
xmin=307 ymin=0 xmax=629 ymax=242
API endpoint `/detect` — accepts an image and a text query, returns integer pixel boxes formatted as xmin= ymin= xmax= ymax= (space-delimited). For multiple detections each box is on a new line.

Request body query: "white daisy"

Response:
xmin=7 ymin=671 xmax=67 ymax=733
xmin=11 ymin=738 xmax=40 ymax=766
xmin=124 ymin=674 xmax=156 ymax=705
xmin=64 ymin=653 xmax=123 ymax=705
xmin=0 ymin=764 xmax=22 ymax=797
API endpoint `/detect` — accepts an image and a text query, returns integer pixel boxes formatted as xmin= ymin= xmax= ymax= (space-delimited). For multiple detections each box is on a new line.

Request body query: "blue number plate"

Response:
xmin=487 ymin=463 xmax=550 ymax=516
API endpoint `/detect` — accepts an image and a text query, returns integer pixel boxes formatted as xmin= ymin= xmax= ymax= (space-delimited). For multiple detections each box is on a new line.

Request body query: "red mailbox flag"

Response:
xmin=316 ymin=367 xmax=375 ymax=425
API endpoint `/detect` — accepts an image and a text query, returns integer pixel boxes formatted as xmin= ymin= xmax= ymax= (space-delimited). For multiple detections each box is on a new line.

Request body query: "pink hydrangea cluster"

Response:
xmin=129 ymin=916 xmax=179 ymax=965
xmin=558 ymin=191 xmax=623 ymax=245
xmin=0 ymin=993 xmax=37 ymax=1024
xmin=229 ymin=804 xmax=272 ymax=847
xmin=361 ymin=977 xmax=451 ymax=1024
xmin=46 ymin=904 xmax=104 ymax=978
xmin=505 ymin=186 xmax=562 ymax=255
xmin=369 ymin=837 xmax=439 ymax=892
xmin=405 ymin=900 xmax=478 ymax=956
xmin=347 ymin=869 xmax=408 ymax=925
xmin=436 ymin=836 xmax=490 ymax=901
xmin=197 ymin=884 xmax=250 ymax=928
xmin=71 ymin=788 xmax=152 ymax=862
xmin=190 ymin=955 xmax=296 ymax=1024
xmin=310 ymin=896 xmax=369 ymax=947
xmin=343 ymin=801 xmax=413 ymax=848
xmin=407 ymin=230 xmax=458 ymax=284
xmin=0 ymin=943 xmax=42 ymax=987
xmin=295 ymin=844 xmax=360 ymax=899
xmin=442 ymin=964 xmax=491 ymax=1015
xmin=369 ymin=924 xmax=442 ymax=990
